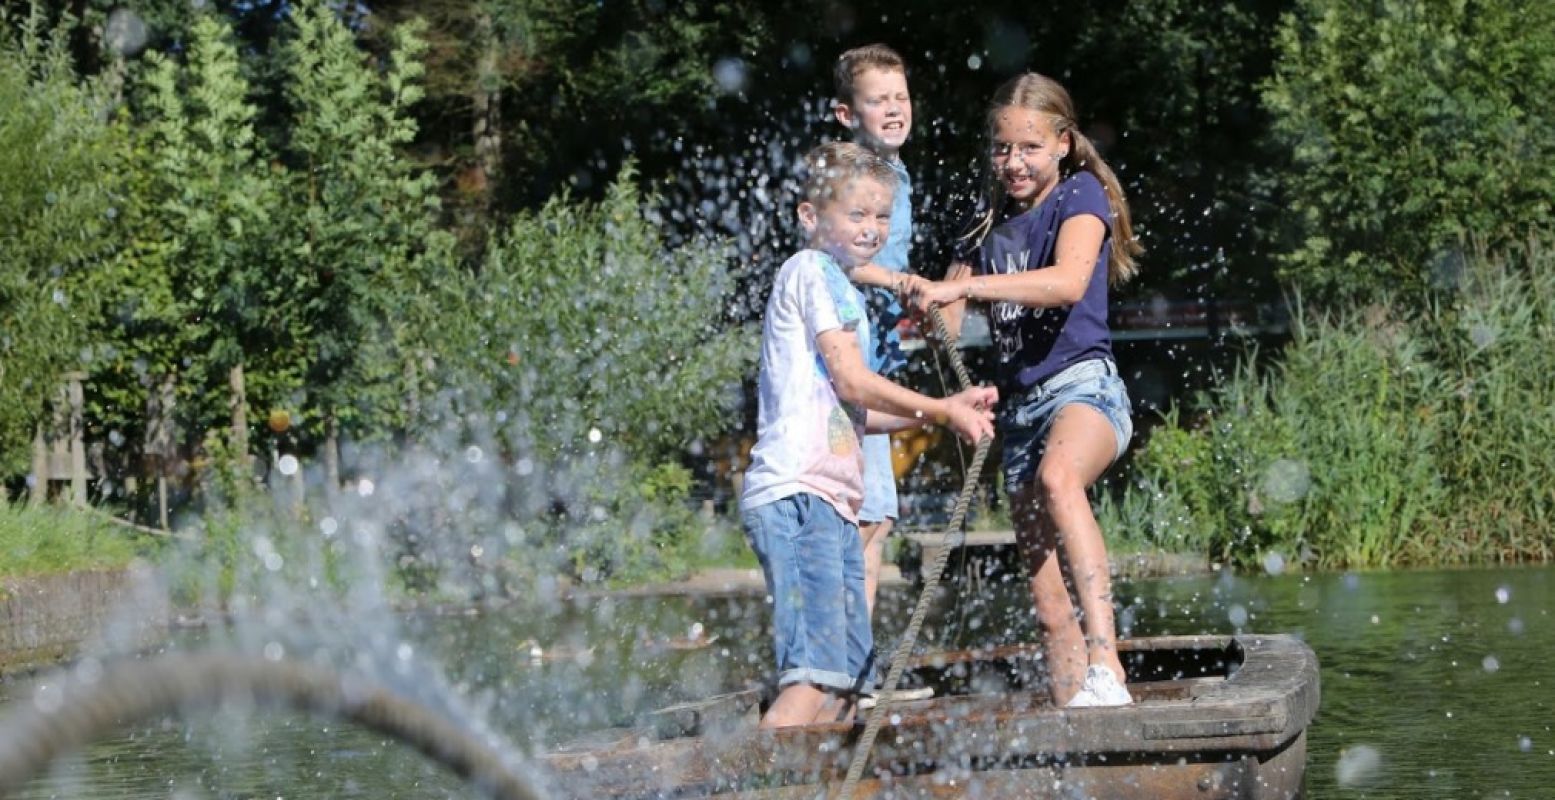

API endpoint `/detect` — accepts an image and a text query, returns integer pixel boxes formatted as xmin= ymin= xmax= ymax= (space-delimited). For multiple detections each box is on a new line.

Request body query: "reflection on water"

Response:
xmin=4 ymin=566 xmax=1552 ymax=797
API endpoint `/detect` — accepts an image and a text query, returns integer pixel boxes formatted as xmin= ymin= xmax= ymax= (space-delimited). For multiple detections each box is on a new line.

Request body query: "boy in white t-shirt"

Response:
xmin=740 ymin=142 xmax=998 ymax=728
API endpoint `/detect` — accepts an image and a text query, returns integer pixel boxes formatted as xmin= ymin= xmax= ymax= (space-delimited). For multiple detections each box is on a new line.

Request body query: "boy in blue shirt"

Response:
xmin=741 ymin=142 xmax=996 ymax=727
xmin=832 ymin=44 xmax=915 ymax=613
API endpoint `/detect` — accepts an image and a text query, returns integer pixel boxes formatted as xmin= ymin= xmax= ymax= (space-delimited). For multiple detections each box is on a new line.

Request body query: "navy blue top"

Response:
xmin=968 ymin=171 xmax=1114 ymax=392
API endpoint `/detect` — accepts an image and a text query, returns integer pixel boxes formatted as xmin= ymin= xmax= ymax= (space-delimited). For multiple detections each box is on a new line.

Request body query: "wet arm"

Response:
xmin=940 ymin=216 xmax=1105 ymax=309
xmin=849 ymin=262 xmax=908 ymax=293
xmin=815 ymin=327 xmax=948 ymax=433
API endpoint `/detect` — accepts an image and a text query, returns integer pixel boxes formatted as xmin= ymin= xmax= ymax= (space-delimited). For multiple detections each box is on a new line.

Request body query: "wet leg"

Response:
xmin=1035 ymin=404 xmax=1125 ymax=683
xmin=859 ymin=519 xmax=892 ymax=613
xmin=1013 ymin=489 xmax=1086 ymax=704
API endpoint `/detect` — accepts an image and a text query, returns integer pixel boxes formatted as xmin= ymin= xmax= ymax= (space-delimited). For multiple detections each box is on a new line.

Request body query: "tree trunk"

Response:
xmin=323 ymin=411 xmax=340 ymax=499
xmin=66 ymin=372 xmax=87 ymax=508
xmin=403 ymin=357 xmax=421 ymax=429
xmin=471 ymin=10 xmax=502 ymax=210
xmin=228 ymin=363 xmax=249 ymax=469
xmin=147 ymin=373 xmax=176 ymax=530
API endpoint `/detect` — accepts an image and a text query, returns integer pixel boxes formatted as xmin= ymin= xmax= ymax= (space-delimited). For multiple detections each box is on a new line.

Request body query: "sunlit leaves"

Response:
xmin=1263 ymin=0 xmax=1555 ymax=299
xmin=0 ymin=5 xmax=122 ymax=474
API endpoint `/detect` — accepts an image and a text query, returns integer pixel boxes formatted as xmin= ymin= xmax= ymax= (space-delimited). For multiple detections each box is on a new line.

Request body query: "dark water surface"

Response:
xmin=5 ymin=565 xmax=1552 ymax=798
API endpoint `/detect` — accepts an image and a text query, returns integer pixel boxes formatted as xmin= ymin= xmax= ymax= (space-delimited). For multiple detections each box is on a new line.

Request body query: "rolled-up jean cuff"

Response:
xmin=778 ymin=667 xmax=868 ymax=694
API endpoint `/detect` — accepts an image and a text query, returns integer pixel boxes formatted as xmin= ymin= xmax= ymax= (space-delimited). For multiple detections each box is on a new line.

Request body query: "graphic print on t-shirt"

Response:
xmin=988 ymin=233 xmax=1047 ymax=366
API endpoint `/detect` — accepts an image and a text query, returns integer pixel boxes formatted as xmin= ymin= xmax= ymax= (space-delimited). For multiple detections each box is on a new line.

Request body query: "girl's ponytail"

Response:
xmin=1067 ymin=127 xmax=1141 ymax=286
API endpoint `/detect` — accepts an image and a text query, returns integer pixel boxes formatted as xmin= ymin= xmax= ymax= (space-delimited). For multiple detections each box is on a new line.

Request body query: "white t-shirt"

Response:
xmin=741 ymin=249 xmax=872 ymax=523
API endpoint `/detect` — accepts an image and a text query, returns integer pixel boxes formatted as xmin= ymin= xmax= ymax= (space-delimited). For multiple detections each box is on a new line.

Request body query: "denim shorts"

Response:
xmin=858 ymin=433 xmax=899 ymax=523
xmin=1001 ymin=358 xmax=1134 ymax=491
xmin=742 ymin=493 xmax=873 ymax=694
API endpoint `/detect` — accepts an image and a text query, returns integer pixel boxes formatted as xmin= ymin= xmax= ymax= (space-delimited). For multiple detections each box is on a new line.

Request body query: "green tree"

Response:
xmin=0 ymin=6 xmax=121 ymax=478
xmin=279 ymin=0 xmax=457 ymax=462
xmin=100 ymin=13 xmax=290 ymax=465
xmin=1263 ymin=0 xmax=1555 ymax=300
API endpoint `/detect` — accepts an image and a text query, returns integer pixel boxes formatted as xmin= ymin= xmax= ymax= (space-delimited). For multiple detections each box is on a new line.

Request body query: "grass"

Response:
xmin=0 ymin=503 xmax=160 ymax=581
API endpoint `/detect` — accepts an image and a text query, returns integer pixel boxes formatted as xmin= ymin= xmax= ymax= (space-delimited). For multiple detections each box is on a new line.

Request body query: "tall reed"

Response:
xmin=1105 ymin=245 xmax=1555 ymax=569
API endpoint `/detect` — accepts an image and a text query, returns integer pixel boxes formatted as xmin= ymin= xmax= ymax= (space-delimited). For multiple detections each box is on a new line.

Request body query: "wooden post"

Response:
xmin=65 ymin=372 xmax=87 ymax=508
xmin=30 ymin=425 xmax=48 ymax=507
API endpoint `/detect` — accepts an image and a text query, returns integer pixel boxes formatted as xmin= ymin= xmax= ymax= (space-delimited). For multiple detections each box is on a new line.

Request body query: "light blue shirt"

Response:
xmin=864 ymin=157 xmax=912 ymax=375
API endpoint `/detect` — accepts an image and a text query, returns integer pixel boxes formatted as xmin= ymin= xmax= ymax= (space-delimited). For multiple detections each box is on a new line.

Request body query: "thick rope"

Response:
xmin=837 ymin=306 xmax=991 ymax=797
xmin=0 ymin=652 xmax=546 ymax=800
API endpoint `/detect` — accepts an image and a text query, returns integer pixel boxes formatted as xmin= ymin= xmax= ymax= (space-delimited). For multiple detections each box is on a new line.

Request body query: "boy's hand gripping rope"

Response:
xmin=835 ymin=305 xmax=991 ymax=798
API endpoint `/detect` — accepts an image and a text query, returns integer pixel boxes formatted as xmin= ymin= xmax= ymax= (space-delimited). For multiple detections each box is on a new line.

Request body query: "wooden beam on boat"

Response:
xmin=537 ymin=635 xmax=1319 ymax=800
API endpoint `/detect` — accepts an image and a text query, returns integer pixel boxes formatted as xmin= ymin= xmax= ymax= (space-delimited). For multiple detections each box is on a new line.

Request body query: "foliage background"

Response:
xmin=3 ymin=0 xmax=1554 ymax=579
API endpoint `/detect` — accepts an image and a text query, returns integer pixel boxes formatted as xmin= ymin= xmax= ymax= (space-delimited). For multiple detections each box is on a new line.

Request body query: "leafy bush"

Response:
xmin=445 ymin=163 xmax=754 ymax=463
xmin=427 ymin=164 xmax=754 ymax=583
xmin=1263 ymin=0 xmax=1555 ymax=300
xmin=1107 ymin=246 xmax=1555 ymax=568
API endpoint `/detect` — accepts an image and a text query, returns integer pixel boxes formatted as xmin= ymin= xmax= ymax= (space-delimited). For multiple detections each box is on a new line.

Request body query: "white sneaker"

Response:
xmin=857 ymin=686 xmax=935 ymax=710
xmin=1065 ymin=666 xmax=1133 ymax=708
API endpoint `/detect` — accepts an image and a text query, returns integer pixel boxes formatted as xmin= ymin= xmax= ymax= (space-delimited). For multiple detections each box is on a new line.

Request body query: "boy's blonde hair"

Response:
xmin=833 ymin=43 xmax=906 ymax=105
xmin=803 ymin=141 xmax=898 ymax=206
xmin=964 ymin=73 xmax=1143 ymax=286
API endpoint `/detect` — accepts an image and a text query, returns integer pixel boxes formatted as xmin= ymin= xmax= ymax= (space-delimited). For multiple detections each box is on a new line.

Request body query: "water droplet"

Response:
xmin=588 ymin=428 xmax=603 ymax=444
xmin=1508 ymin=617 xmax=1525 ymax=635
xmin=515 ymin=457 xmax=534 ymax=476
xmin=1262 ymin=552 xmax=1286 ymax=576
xmin=74 ymin=658 xmax=104 ymax=685
xmin=1495 ymin=586 xmax=1511 ymax=604
xmin=1227 ymin=604 xmax=1248 ymax=627
xmin=263 ymin=642 xmax=284 ymax=661
xmin=1482 ymin=655 xmax=1500 ymax=673
xmin=967 ymin=54 xmax=983 ymax=70
xmin=277 ymin=455 xmax=299 ymax=476
xmin=319 ymin=517 xmax=338 ymax=537
xmin=32 ymin=683 xmax=62 ymax=714
xmin=263 ymin=552 xmax=283 ymax=571
xmin=470 ymin=544 xmax=485 ymax=559
xmin=465 ymin=445 xmax=484 ymax=464
xmin=1370 ymin=614 xmax=1380 ymax=624
xmin=1519 ymin=736 xmax=1533 ymax=752
xmin=713 ymin=58 xmax=748 ymax=94
xmin=1335 ymin=745 xmax=1382 ymax=787
xmin=357 ymin=478 xmax=375 ymax=497
xmin=1260 ymin=459 xmax=1310 ymax=504
xmin=397 ymin=643 xmax=414 ymax=661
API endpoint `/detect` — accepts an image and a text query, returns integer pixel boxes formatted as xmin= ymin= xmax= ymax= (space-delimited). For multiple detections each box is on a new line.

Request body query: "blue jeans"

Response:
xmin=742 ymin=494 xmax=873 ymax=694
xmin=1001 ymin=358 xmax=1134 ymax=491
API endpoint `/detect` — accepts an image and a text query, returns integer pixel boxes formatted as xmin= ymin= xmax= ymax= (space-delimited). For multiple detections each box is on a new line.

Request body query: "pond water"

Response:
xmin=4 ymin=564 xmax=1552 ymax=798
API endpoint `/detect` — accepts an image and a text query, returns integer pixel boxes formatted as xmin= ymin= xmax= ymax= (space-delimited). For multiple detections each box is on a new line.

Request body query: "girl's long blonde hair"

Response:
xmin=963 ymin=73 xmax=1142 ymax=286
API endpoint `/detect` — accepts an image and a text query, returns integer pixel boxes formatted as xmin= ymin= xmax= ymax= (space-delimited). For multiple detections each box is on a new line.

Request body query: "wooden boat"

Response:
xmin=539 ymin=634 xmax=1319 ymax=799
